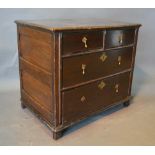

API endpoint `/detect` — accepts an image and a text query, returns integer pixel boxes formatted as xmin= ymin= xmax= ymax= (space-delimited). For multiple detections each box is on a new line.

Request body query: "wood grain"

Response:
xmin=62 ymin=47 xmax=133 ymax=88
xmin=20 ymin=34 xmax=52 ymax=72
xmin=20 ymin=58 xmax=52 ymax=87
xmin=19 ymin=26 xmax=52 ymax=43
xmin=62 ymin=31 xmax=103 ymax=55
xmin=105 ymin=28 xmax=135 ymax=49
xmin=15 ymin=19 xmax=141 ymax=31
xmin=62 ymin=71 xmax=130 ymax=124
xmin=22 ymin=70 xmax=52 ymax=111
xmin=22 ymin=90 xmax=53 ymax=124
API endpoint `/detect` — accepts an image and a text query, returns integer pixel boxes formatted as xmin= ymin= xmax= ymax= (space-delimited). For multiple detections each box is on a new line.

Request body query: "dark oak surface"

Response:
xmin=22 ymin=89 xmax=53 ymax=124
xmin=105 ymin=29 xmax=135 ymax=48
xmin=16 ymin=19 xmax=141 ymax=140
xmin=62 ymin=47 xmax=133 ymax=88
xmin=15 ymin=19 xmax=141 ymax=31
xmin=62 ymin=31 xmax=103 ymax=54
xmin=19 ymin=26 xmax=53 ymax=72
xmin=62 ymin=72 xmax=130 ymax=124
xmin=20 ymin=58 xmax=52 ymax=87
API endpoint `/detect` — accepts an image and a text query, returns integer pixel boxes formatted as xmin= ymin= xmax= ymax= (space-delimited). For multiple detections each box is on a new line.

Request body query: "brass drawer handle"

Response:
xmin=82 ymin=37 xmax=88 ymax=48
xmin=100 ymin=52 xmax=107 ymax=62
xmin=115 ymin=84 xmax=119 ymax=93
xmin=81 ymin=96 xmax=86 ymax=103
xmin=118 ymin=35 xmax=123 ymax=44
xmin=98 ymin=81 xmax=106 ymax=90
xmin=82 ymin=64 xmax=86 ymax=75
xmin=118 ymin=56 xmax=121 ymax=65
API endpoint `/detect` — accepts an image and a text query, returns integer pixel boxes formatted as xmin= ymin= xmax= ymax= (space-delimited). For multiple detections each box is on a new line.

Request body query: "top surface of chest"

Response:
xmin=15 ymin=18 xmax=141 ymax=31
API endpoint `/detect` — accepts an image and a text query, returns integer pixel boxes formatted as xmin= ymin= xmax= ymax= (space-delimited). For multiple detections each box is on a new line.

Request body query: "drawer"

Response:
xmin=62 ymin=72 xmax=130 ymax=124
xmin=62 ymin=47 xmax=133 ymax=88
xmin=62 ymin=31 xmax=103 ymax=55
xmin=105 ymin=29 xmax=135 ymax=49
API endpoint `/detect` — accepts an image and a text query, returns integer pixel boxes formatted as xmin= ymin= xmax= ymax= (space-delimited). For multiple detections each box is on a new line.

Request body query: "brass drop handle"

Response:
xmin=81 ymin=96 xmax=86 ymax=103
xmin=82 ymin=37 xmax=88 ymax=48
xmin=115 ymin=84 xmax=119 ymax=93
xmin=100 ymin=52 xmax=107 ymax=62
xmin=82 ymin=64 xmax=86 ymax=75
xmin=98 ymin=81 xmax=106 ymax=90
xmin=118 ymin=56 xmax=121 ymax=65
xmin=118 ymin=35 xmax=123 ymax=44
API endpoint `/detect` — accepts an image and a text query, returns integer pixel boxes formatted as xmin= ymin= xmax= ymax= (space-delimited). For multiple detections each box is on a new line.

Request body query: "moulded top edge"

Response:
xmin=15 ymin=18 xmax=142 ymax=32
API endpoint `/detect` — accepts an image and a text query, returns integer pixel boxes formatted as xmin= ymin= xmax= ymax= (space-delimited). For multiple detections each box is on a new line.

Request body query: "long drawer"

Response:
xmin=62 ymin=47 xmax=133 ymax=88
xmin=62 ymin=71 xmax=131 ymax=124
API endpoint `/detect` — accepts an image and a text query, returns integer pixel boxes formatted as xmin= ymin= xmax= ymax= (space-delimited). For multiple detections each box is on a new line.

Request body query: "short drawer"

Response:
xmin=62 ymin=47 xmax=133 ymax=88
xmin=105 ymin=29 xmax=135 ymax=49
xmin=62 ymin=71 xmax=130 ymax=124
xmin=62 ymin=31 xmax=103 ymax=55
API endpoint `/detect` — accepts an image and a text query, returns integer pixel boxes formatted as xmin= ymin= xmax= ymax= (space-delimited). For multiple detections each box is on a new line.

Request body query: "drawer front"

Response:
xmin=62 ymin=72 xmax=130 ymax=124
xmin=62 ymin=31 xmax=103 ymax=55
xmin=62 ymin=47 xmax=133 ymax=88
xmin=105 ymin=29 xmax=135 ymax=49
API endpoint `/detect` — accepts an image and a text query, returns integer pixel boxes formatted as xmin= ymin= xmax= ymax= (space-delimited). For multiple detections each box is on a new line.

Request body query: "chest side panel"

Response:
xmin=19 ymin=26 xmax=53 ymax=72
xmin=17 ymin=25 xmax=55 ymax=125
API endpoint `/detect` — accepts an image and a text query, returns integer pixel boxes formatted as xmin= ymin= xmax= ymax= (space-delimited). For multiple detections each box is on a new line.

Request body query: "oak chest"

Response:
xmin=15 ymin=19 xmax=141 ymax=140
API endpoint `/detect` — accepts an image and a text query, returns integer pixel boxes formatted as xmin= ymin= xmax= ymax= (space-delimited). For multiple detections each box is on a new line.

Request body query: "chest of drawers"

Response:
xmin=15 ymin=19 xmax=141 ymax=140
